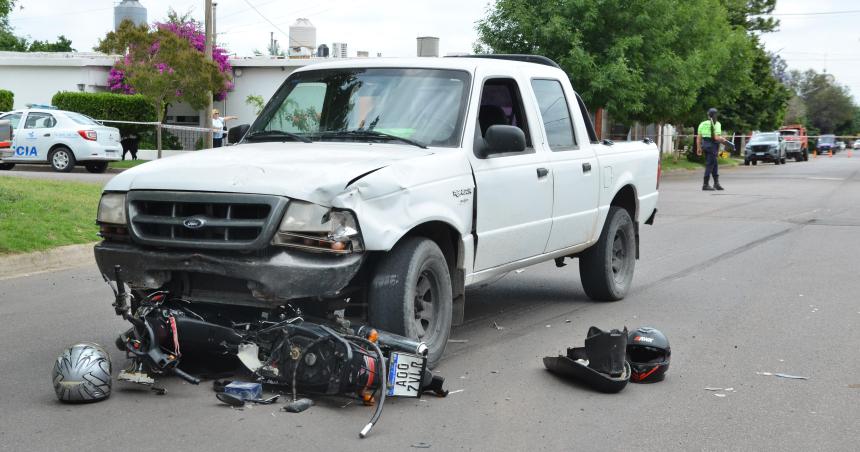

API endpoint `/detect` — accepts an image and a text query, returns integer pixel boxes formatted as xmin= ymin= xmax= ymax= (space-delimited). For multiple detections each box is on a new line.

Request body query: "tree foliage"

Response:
xmin=476 ymin=0 xmax=743 ymax=125
xmin=0 ymin=1 xmax=75 ymax=52
xmin=96 ymin=19 xmax=230 ymax=122
xmin=52 ymin=91 xmax=156 ymax=137
xmin=476 ymin=0 xmax=797 ymax=134
xmin=786 ymin=70 xmax=856 ymax=134
xmin=0 ymin=89 xmax=12 ymax=111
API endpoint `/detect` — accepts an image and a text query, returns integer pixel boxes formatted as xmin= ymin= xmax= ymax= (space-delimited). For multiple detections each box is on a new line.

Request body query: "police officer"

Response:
xmin=696 ymin=108 xmax=725 ymax=191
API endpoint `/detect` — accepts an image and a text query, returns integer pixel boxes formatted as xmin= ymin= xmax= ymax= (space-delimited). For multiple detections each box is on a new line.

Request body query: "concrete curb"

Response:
xmin=0 ymin=242 xmax=96 ymax=281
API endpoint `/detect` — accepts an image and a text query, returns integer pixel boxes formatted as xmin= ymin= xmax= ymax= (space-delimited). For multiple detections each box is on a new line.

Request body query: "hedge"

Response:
xmin=51 ymin=91 xmax=157 ymax=137
xmin=0 ymin=90 xmax=12 ymax=112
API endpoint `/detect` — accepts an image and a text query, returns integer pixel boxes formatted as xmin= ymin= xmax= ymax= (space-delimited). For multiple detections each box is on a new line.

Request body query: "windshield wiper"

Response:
xmin=317 ymin=130 xmax=428 ymax=149
xmin=246 ymin=130 xmax=312 ymax=143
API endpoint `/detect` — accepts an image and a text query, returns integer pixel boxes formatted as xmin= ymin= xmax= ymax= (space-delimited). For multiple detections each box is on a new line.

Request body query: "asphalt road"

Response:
xmin=1 ymin=154 xmax=858 ymax=451
xmin=0 ymin=163 xmax=121 ymax=184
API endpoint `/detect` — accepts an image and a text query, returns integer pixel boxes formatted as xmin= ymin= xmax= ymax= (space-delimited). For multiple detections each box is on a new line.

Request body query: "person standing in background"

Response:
xmin=696 ymin=108 xmax=726 ymax=191
xmin=212 ymin=109 xmax=238 ymax=148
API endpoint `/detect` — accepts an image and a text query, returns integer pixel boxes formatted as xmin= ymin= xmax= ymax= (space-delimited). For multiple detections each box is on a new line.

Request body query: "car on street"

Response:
xmin=817 ymin=134 xmax=837 ymax=155
xmin=853 ymin=140 xmax=860 ymax=150
xmin=0 ymin=108 xmax=122 ymax=172
xmin=744 ymin=131 xmax=786 ymax=165
xmin=779 ymin=124 xmax=809 ymax=161
xmin=93 ymin=55 xmax=660 ymax=367
xmin=836 ymin=140 xmax=846 ymax=151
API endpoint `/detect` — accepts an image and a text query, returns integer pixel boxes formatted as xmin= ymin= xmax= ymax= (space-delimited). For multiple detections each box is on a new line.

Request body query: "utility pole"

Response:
xmin=204 ymin=0 xmax=214 ymax=149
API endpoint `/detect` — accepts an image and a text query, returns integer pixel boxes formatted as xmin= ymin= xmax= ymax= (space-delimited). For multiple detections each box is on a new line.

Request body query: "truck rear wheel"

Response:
xmin=0 ymin=163 xmax=14 ymax=170
xmin=368 ymin=237 xmax=452 ymax=368
xmin=579 ymin=206 xmax=635 ymax=301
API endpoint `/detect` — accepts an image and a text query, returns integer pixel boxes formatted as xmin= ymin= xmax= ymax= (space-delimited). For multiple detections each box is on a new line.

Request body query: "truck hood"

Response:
xmin=103 ymin=142 xmax=433 ymax=205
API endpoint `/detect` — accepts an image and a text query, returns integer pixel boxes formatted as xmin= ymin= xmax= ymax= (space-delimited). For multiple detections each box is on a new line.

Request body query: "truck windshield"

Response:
xmin=249 ymin=68 xmax=471 ymax=148
xmin=819 ymin=135 xmax=835 ymax=144
xmin=750 ymin=133 xmax=778 ymax=143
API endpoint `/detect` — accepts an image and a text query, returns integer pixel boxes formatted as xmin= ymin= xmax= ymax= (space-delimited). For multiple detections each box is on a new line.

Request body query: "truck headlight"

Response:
xmin=272 ymin=201 xmax=363 ymax=254
xmin=97 ymin=192 xmax=127 ymax=224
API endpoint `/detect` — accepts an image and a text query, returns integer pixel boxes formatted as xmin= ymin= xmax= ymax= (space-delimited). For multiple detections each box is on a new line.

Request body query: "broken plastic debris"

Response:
xmin=411 ymin=443 xmax=431 ymax=449
xmin=515 ymin=269 xmax=525 ymax=273
xmin=704 ymin=387 xmax=723 ymax=391
xmin=492 ymin=321 xmax=505 ymax=330
xmin=448 ymin=389 xmax=465 ymax=395
xmin=447 ymin=339 xmax=468 ymax=344
xmin=757 ymin=372 xmax=809 ymax=380
xmin=546 ymin=324 xmax=551 ymax=328
xmin=724 ymin=387 xmax=734 ymax=392
xmin=714 ymin=393 xmax=727 ymax=398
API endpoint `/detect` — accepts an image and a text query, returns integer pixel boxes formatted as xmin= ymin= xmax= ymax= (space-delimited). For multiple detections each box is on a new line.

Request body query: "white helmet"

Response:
xmin=52 ymin=343 xmax=112 ymax=403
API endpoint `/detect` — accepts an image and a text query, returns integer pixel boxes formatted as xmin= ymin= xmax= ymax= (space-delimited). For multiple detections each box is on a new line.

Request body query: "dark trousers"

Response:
xmin=213 ymin=137 xmax=223 ymax=148
xmin=703 ymin=140 xmax=719 ymax=183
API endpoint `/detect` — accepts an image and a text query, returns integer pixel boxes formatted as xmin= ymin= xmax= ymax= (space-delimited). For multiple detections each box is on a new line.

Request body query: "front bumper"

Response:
xmin=94 ymin=241 xmax=365 ymax=306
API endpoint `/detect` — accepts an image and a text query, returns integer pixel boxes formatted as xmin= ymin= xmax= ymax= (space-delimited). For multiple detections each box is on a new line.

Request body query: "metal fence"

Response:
xmin=97 ymin=120 xmax=220 ymax=158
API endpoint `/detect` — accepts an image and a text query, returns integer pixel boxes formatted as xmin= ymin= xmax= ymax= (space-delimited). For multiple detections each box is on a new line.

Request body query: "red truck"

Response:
xmin=779 ymin=124 xmax=809 ymax=162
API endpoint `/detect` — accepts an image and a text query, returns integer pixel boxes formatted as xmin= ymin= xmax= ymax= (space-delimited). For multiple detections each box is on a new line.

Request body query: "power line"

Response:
xmin=756 ymin=9 xmax=860 ymax=16
xmin=240 ymin=0 xmax=300 ymax=46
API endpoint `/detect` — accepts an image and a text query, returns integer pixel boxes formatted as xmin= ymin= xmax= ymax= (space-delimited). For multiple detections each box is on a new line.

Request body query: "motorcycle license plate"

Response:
xmin=387 ymin=352 xmax=426 ymax=397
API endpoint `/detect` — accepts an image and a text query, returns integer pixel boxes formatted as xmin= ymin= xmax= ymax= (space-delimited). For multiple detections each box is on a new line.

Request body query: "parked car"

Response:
xmin=836 ymin=140 xmax=846 ymax=151
xmin=744 ymin=131 xmax=786 ymax=165
xmin=93 ymin=56 xmax=660 ymax=367
xmin=853 ymin=140 xmax=860 ymax=150
xmin=779 ymin=124 xmax=809 ymax=161
xmin=817 ymin=134 xmax=837 ymax=154
xmin=0 ymin=108 xmax=121 ymax=172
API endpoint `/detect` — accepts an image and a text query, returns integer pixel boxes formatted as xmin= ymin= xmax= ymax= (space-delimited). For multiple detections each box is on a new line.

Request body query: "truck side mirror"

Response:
xmin=482 ymin=125 xmax=526 ymax=156
xmin=228 ymin=124 xmax=250 ymax=144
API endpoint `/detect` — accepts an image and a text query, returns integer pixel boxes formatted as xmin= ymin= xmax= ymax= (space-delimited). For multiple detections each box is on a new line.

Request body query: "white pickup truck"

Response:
xmin=94 ymin=55 xmax=659 ymax=367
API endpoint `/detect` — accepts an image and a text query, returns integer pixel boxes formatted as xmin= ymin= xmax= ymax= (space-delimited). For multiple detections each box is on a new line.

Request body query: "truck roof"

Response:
xmin=293 ymin=56 xmax=568 ymax=78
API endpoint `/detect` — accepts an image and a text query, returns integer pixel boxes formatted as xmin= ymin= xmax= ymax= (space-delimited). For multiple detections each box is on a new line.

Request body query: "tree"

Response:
xmin=96 ymin=20 xmax=229 ymax=123
xmin=476 ymin=0 xmax=738 ymax=125
xmin=0 ymin=1 xmax=76 ymax=52
xmin=788 ymin=69 xmax=855 ymax=134
xmin=720 ymin=0 xmax=778 ymax=33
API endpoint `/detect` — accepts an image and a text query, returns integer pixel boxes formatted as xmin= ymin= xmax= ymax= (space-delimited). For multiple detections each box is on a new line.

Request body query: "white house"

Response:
xmin=0 ymin=51 xmax=316 ymax=130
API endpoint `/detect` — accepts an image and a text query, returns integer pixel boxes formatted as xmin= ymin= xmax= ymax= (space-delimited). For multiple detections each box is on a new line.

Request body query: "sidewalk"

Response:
xmin=0 ymin=242 xmax=96 ymax=281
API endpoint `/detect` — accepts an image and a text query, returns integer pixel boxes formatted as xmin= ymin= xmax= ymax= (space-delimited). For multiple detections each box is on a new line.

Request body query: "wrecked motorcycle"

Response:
xmin=106 ymin=266 xmax=446 ymax=437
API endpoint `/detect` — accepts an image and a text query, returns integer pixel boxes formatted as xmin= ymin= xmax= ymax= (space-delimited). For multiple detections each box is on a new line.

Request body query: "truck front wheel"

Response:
xmin=579 ymin=206 xmax=636 ymax=301
xmin=368 ymin=237 xmax=453 ymax=368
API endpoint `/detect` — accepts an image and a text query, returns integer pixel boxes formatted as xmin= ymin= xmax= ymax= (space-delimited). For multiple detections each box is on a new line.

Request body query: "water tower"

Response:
xmin=289 ymin=18 xmax=316 ymax=53
xmin=114 ymin=0 xmax=148 ymax=30
xmin=417 ymin=36 xmax=439 ymax=57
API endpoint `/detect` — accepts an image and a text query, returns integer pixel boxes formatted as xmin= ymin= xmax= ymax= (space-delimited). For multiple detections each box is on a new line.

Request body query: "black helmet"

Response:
xmin=707 ymin=108 xmax=718 ymax=118
xmin=626 ymin=327 xmax=670 ymax=383
xmin=51 ymin=343 xmax=112 ymax=402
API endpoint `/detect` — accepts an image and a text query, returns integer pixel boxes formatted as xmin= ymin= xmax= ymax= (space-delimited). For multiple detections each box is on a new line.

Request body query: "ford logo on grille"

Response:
xmin=183 ymin=216 xmax=206 ymax=229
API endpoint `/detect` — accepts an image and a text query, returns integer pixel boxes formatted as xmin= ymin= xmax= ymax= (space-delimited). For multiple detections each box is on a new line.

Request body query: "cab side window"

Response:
xmin=531 ymin=79 xmax=577 ymax=150
xmin=24 ymin=113 xmax=56 ymax=129
xmin=478 ymin=78 xmax=532 ymax=148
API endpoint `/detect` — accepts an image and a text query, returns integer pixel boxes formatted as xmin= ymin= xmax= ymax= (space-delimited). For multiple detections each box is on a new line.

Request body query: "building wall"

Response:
xmin=0 ymin=64 xmax=112 ymax=109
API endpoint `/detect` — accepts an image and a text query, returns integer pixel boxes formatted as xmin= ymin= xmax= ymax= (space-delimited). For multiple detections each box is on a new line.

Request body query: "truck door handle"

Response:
xmin=536 ymin=167 xmax=549 ymax=178
xmin=582 ymin=162 xmax=592 ymax=172
xmin=43 ymin=133 xmax=50 ymax=137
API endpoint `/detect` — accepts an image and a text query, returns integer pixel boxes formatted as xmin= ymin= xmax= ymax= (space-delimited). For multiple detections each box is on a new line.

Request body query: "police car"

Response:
xmin=0 ymin=108 xmax=122 ymax=173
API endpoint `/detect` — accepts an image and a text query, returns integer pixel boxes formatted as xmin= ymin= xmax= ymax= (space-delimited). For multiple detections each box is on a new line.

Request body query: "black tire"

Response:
xmin=780 ymin=157 xmax=786 ymax=164
xmin=368 ymin=237 xmax=453 ymax=368
xmin=85 ymin=161 xmax=109 ymax=173
xmin=803 ymin=150 xmax=809 ymax=161
xmin=752 ymin=160 xmax=758 ymax=166
xmin=579 ymin=206 xmax=636 ymax=301
xmin=0 ymin=163 xmax=14 ymax=170
xmin=49 ymin=147 xmax=75 ymax=172
xmin=774 ymin=158 xmax=780 ymax=165
xmin=743 ymin=158 xmax=750 ymax=166
xmin=795 ymin=154 xmax=802 ymax=162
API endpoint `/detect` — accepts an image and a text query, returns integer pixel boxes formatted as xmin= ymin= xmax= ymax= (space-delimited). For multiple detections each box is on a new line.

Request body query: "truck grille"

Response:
xmin=750 ymin=145 xmax=772 ymax=153
xmin=127 ymin=191 xmax=288 ymax=250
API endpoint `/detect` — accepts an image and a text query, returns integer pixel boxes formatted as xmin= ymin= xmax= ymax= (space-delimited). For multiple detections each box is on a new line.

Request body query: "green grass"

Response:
xmin=0 ymin=177 xmax=103 ymax=254
xmin=662 ymin=154 xmax=742 ymax=171
xmin=109 ymin=159 xmax=150 ymax=169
